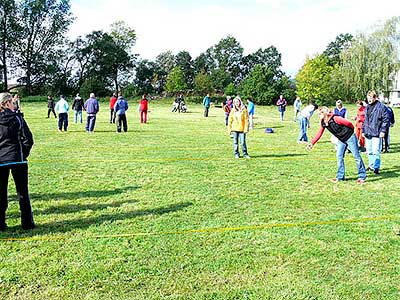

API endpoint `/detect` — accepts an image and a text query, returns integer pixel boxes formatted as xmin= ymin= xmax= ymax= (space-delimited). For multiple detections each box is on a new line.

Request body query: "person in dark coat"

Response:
xmin=0 ymin=93 xmax=35 ymax=231
xmin=47 ymin=95 xmax=57 ymax=118
xmin=362 ymin=91 xmax=389 ymax=174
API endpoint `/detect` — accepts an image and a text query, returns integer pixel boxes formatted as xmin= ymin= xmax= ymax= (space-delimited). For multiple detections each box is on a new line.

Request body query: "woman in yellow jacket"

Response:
xmin=228 ymin=96 xmax=250 ymax=158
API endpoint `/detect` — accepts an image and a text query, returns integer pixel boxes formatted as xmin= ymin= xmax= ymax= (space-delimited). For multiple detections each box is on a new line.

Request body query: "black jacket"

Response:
xmin=72 ymin=97 xmax=84 ymax=111
xmin=0 ymin=109 xmax=34 ymax=166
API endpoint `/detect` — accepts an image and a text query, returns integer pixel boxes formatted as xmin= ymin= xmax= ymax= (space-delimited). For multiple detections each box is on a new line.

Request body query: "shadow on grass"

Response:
xmin=364 ymin=165 xmax=400 ymax=182
xmin=251 ymin=153 xmax=307 ymax=158
xmin=2 ymin=201 xmax=193 ymax=236
xmin=28 ymin=185 xmax=141 ymax=202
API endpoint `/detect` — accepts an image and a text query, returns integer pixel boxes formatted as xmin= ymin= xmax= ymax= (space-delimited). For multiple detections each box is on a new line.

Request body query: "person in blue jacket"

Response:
xmin=84 ymin=93 xmax=99 ymax=133
xmin=114 ymin=93 xmax=129 ymax=132
xmin=247 ymin=98 xmax=255 ymax=129
xmin=362 ymin=91 xmax=389 ymax=174
xmin=203 ymin=94 xmax=212 ymax=117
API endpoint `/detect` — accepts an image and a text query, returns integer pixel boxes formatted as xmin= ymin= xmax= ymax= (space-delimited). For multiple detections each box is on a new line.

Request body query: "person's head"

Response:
xmin=318 ymin=106 xmax=331 ymax=120
xmin=47 ymin=95 xmax=52 ymax=99
xmin=280 ymin=95 xmax=283 ymax=99
xmin=0 ymin=92 xmax=14 ymax=112
xmin=356 ymin=99 xmax=363 ymax=107
xmin=247 ymin=98 xmax=252 ymax=103
xmin=113 ymin=92 xmax=117 ymax=97
xmin=206 ymin=93 xmax=209 ymax=97
xmin=60 ymin=95 xmax=65 ymax=100
xmin=233 ymin=96 xmax=242 ymax=108
xmin=367 ymin=90 xmax=377 ymax=104
xmin=336 ymin=99 xmax=343 ymax=108
xmin=143 ymin=93 xmax=147 ymax=99
xmin=76 ymin=93 xmax=80 ymax=97
xmin=226 ymin=96 xmax=231 ymax=101
xmin=118 ymin=91 xmax=123 ymax=97
xmin=90 ymin=93 xmax=95 ymax=98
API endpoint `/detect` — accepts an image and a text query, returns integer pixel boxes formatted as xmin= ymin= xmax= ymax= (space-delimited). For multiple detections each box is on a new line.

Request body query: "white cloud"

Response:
xmin=68 ymin=0 xmax=400 ymax=77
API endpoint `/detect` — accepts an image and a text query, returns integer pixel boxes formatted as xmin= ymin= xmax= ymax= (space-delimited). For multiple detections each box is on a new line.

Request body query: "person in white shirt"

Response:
xmin=297 ymin=102 xmax=318 ymax=143
xmin=293 ymin=96 xmax=302 ymax=122
xmin=55 ymin=95 xmax=69 ymax=132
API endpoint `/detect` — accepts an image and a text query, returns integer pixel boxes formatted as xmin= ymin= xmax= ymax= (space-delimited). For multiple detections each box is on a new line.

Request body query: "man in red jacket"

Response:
xmin=307 ymin=106 xmax=366 ymax=184
xmin=109 ymin=93 xmax=117 ymax=123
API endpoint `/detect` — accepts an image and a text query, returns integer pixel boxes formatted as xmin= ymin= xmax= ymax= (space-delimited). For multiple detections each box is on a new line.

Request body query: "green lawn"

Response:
xmin=0 ymin=100 xmax=399 ymax=299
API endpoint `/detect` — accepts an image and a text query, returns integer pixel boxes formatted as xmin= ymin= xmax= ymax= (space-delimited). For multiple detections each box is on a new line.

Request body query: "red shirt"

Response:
xmin=110 ymin=96 xmax=117 ymax=109
xmin=355 ymin=106 xmax=365 ymax=129
xmin=311 ymin=114 xmax=354 ymax=145
xmin=140 ymin=99 xmax=148 ymax=111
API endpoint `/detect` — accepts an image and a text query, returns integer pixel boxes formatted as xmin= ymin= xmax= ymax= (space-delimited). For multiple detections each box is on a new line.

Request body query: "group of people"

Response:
xmin=47 ymin=92 xmax=150 ymax=133
xmin=306 ymin=90 xmax=393 ymax=184
xmin=0 ymin=89 xmax=396 ymax=231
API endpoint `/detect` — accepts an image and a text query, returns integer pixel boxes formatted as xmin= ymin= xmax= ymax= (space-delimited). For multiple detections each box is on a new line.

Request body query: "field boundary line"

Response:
xmin=0 ymin=215 xmax=396 ymax=242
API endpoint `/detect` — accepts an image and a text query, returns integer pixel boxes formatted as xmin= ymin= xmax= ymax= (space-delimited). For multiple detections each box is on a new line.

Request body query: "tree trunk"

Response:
xmin=1 ymin=14 xmax=8 ymax=91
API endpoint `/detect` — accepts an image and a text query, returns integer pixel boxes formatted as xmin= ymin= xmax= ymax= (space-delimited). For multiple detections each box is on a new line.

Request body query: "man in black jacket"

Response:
xmin=0 ymin=92 xmax=35 ymax=231
xmin=362 ymin=91 xmax=389 ymax=174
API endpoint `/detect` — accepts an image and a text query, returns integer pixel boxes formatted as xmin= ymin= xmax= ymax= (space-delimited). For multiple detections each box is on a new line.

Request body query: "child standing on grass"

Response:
xmin=307 ymin=106 xmax=366 ymax=184
xmin=228 ymin=96 xmax=250 ymax=159
xmin=139 ymin=94 xmax=149 ymax=123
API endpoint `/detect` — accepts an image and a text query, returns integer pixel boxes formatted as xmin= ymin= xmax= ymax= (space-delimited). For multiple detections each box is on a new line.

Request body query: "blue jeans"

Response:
xmin=365 ymin=137 xmax=382 ymax=170
xmin=336 ymin=134 xmax=366 ymax=180
xmin=279 ymin=110 xmax=285 ymax=121
xmin=298 ymin=116 xmax=308 ymax=142
xmin=232 ymin=131 xmax=248 ymax=157
xmin=86 ymin=115 xmax=97 ymax=132
xmin=74 ymin=110 xmax=82 ymax=123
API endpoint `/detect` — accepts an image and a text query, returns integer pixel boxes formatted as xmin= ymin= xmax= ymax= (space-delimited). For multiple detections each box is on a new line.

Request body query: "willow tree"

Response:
xmin=339 ymin=17 xmax=400 ymax=100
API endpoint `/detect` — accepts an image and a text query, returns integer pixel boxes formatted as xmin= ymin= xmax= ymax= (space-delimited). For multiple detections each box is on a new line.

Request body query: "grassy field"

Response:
xmin=0 ymin=99 xmax=399 ymax=299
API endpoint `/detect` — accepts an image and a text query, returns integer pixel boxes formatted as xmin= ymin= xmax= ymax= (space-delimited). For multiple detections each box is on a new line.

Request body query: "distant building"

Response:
xmin=389 ymin=71 xmax=400 ymax=107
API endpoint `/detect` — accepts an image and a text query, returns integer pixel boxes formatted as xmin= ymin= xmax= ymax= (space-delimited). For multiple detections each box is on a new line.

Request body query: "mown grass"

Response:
xmin=0 ymin=99 xmax=399 ymax=300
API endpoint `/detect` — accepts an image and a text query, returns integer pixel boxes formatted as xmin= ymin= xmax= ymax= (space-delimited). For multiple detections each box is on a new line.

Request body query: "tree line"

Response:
xmin=1 ymin=1 xmax=399 ymax=105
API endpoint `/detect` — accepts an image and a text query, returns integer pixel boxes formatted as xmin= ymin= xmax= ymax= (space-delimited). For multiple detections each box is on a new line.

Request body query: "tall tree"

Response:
xmin=175 ymin=50 xmax=194 ymax=88
xmin=240 ymin=46 xmax=282 ymax=80
xmin=211 ymin=36 xmax=243 ymax=83
xmin=11 ymin=0 xmax=74 ymax=94
xmin=165 ymin=66 xmax=187 ymax=94
xmin=239 ymin=64 xmax=278 ymax=105
xmin=323 ymin=33 xmax=353 ymax=66
xmin=339 ymin=17 xmax=400 ymax=99
xmin=194 ymin=70 xmax=213 ymax=95
xmin=295 ymin=54 xmax=333 ymax=104
xmin=134 ymin=59 xmax=157 ymax=94
xmin=0 ymin=0 xmax=17 ymax=91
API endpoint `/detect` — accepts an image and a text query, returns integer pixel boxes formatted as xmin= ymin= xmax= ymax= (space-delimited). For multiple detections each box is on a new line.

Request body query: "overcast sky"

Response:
xmin=68 ymin=0 xmax=399 ymax=77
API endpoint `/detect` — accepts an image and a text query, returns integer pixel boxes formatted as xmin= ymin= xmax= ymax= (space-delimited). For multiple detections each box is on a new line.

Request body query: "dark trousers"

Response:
xmin=86 ymin=115 xmax=97 ymax=132
xmin=48 ymin=108 xmax=56 ymax=118
xmin=0 ymin=164 xmax=35 ymax=229
xmin=110 ymin=109 xmax=116 ymax=123
xmin=204 ymin=106 xmax=209 ymax=117
xmin=116 ymin=114 xmax=128 ymax=132
xmin=58 ymin=113 xmax=68 ymax=131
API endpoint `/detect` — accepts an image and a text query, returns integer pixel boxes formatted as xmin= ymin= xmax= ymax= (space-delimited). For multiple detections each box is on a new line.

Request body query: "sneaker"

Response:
xmin=356 ymin=178 xmax=365 ymax=184
xmin=374 ymin=169 xmax=380 ymax=175
xmin=331 ymin=178 xmax=344 ymax=183
xmin=243 ymin=155 xmax=251 ymax=159
xmin=234 ymin=155 xmax=240 ymax=159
